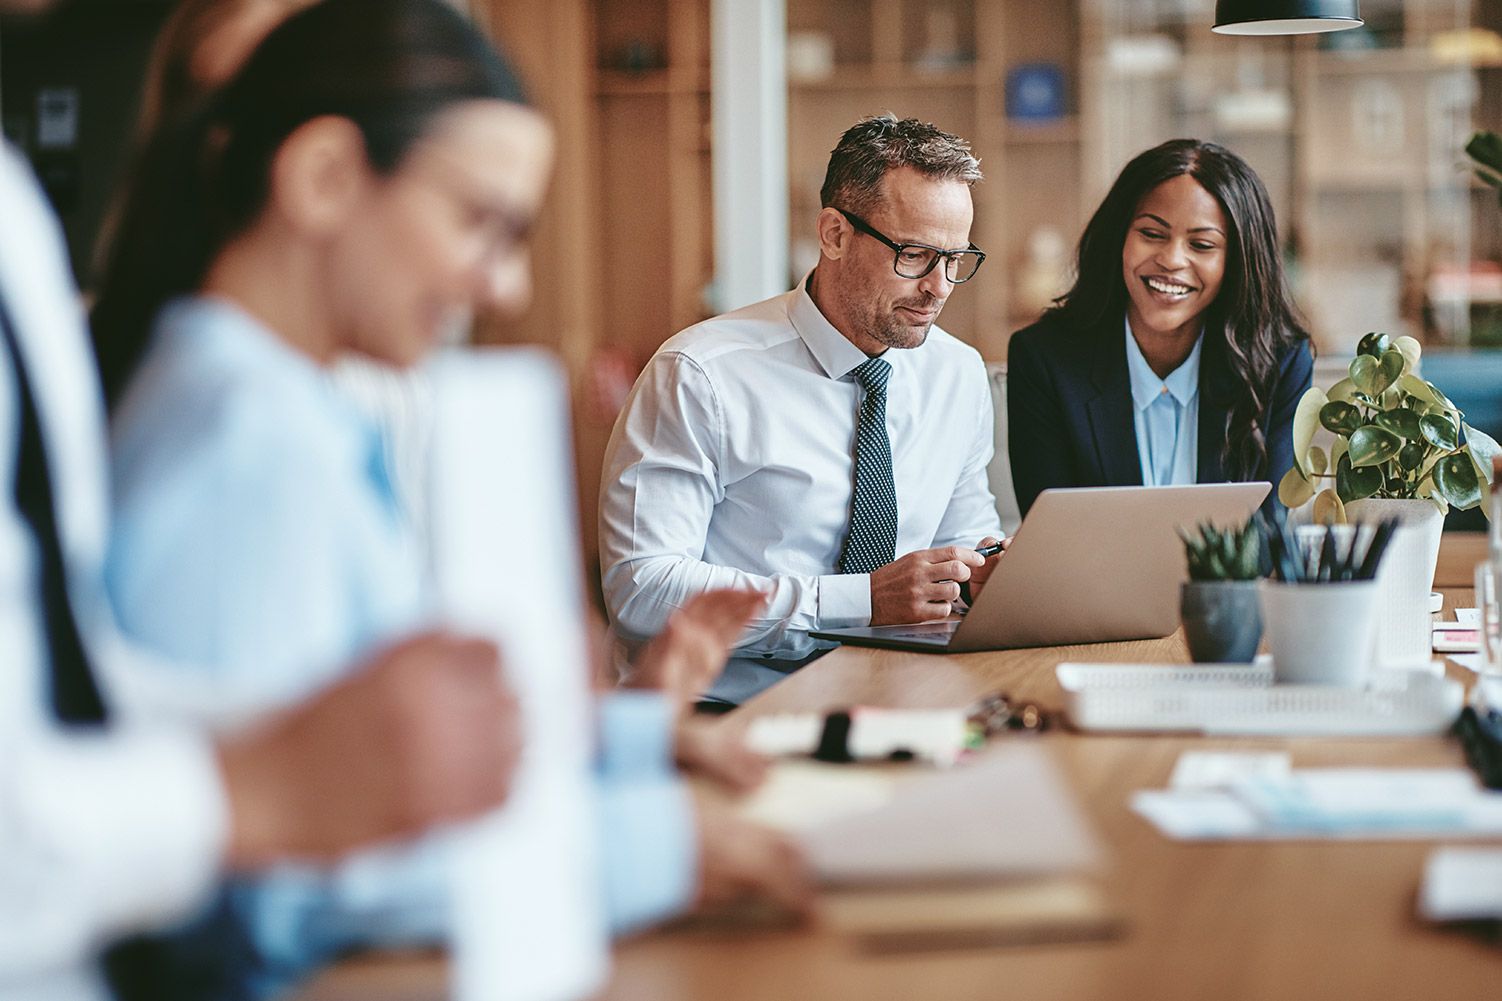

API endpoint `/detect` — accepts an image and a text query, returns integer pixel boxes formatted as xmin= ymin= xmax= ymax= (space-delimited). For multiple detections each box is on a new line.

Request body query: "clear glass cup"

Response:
xmin=1475 ymin=560 xmax=1502 ymax=675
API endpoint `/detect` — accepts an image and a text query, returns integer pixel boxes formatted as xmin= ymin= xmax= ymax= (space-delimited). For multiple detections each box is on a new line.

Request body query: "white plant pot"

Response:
xmin=1343 ymin=497 xmax=1444 ymax=670
xmin=1259 ymin=579 xmax=1379 ymax=686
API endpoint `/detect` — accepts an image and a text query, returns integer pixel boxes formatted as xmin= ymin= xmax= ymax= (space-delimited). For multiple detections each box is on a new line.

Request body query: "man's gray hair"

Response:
xmin=819 ymin=113 xmax=982 ymax=217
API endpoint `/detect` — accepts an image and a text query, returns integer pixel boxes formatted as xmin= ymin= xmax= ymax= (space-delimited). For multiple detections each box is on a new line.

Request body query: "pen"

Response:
xmin=957 ymin=542 xmax=1007 ymax=605
xmin=1356 ymin=519 xmax=1398 ymax=580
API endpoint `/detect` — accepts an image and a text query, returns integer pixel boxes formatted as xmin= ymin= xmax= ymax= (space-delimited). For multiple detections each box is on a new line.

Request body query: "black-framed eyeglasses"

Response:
xmin=836 ymin=208 xmax=986 ymax=284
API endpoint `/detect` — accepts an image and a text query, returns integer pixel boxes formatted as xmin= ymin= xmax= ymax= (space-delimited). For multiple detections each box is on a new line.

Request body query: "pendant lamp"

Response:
xmin=1213 ymin=0 xmax=1363 ymax=36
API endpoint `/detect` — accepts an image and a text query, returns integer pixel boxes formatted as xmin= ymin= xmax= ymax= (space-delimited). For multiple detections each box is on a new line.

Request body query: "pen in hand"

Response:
xmin=959 ymin=540 xmax=1007 ymax=606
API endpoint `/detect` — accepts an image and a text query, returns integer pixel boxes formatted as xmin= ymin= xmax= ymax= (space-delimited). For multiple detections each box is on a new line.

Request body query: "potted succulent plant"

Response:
xmin=1278 ymin=331 xmax=1500 ymax=666
xmin=1179 ymin=520 xmax=1263 ymax=663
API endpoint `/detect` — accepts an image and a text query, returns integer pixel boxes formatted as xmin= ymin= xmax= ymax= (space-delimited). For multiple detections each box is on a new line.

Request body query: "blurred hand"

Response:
xmin=217 ymin=632 xmax=521 ymax=867
xmin=628 ymin=588 xmax=766 ymax=708
xmin=869 ymin=546 xmax=985 ymax=625
xmin=675 ymin=718 xmax=769 ymax=795
xmin=966 ymin=535 xmax=1010 ymax=599
xmin=692 ymin=790 xmax=815 ymax=918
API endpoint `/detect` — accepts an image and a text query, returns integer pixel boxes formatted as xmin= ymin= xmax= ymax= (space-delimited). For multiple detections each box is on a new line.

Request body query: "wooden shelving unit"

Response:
xmin=471 ymin=0 xmax=714 ymax=571
xmin=1081 ymin=0 xmax=1501 ymax=356
xmin=786 ymin=0 xmax=1085 ymax=360
xmin=592 ymin=0 xmax=714 ymax=362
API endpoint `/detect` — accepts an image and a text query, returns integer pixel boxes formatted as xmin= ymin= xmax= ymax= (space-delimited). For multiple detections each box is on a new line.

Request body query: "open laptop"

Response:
xmin=810 ymin=482 xmax=1270 ymax=653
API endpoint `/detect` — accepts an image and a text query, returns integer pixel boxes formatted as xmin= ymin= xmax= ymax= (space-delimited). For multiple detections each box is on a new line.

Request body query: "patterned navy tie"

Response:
xmin=838 ymin=357 xmax=899 ymax=574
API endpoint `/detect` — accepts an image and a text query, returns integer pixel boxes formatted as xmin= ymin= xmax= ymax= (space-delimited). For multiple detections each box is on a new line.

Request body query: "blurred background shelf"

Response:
xmin=2 ymin=0 xmax=1499 ymax=542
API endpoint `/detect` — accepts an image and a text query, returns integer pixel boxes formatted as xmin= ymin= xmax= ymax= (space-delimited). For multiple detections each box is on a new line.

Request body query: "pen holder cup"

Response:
xmin=1259 ymin=579 xmax=1380 ymax=687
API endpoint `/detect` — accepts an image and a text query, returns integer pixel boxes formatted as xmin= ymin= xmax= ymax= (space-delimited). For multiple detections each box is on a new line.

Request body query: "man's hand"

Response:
xmin=965 ymin=535 xmax=1010 ymax=601
xmin=675 ymin=717 xmax=769 ymax=795
xmin=217 ymin=632 xmax=521 ymax=868
xmin=869 ymin=546 xmax=985 ymax=625
xmin=693 ymin=790 xmax=815 ymax=918
xmin=628 ymin=588 xmax=767 ymax=708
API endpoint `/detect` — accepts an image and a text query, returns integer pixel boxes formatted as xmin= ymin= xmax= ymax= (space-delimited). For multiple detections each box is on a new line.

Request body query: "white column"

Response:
xmin=711 ymin=0 xmax=789 ymax=313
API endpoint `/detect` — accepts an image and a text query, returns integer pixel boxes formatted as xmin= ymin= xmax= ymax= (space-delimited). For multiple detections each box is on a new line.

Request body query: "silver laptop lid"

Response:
xmin=949 ymin=483 xmax=1269 ymax=652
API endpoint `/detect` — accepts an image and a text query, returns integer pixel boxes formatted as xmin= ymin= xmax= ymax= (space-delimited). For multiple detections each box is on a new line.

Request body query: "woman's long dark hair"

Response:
xmin=1049 ymin=139 xmax=1310 ymax=481
xmin=91 ymin=0 xmax=528 ymax=406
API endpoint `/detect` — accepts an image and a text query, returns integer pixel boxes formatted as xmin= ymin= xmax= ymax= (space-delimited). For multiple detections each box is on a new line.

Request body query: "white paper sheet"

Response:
xmin=1449 ymin=653 xmax=1486 ymax=672
xmin=1135 ymin=757 xmax=1502 ymax=842
xmin=1420 ymin=847 xmax=1502 ymax=920
xmin=797 ymin=744 xmax=1102 ymax=885
xmin=1168 ymin=751 xmax=1291 ymax=792
xmin=429 ymin=349 xmax=608 ymax=1001
xmin=1233 ymin=769 xmax=1502 ymax=834
xmin=739 ymin=762 xmax=900 ymax=833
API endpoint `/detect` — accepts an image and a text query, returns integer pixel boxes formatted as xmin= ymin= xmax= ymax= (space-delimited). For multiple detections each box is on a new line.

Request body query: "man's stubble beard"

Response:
xmin=844 ymin=284 xmax=938 ymax=352
xmin=869 ymin=313 xmax=931 ymax=350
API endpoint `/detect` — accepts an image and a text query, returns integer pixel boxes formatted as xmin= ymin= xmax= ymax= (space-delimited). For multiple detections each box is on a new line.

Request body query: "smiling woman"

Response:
xmin=1005 ymin=139 xmax=1313 ymax=517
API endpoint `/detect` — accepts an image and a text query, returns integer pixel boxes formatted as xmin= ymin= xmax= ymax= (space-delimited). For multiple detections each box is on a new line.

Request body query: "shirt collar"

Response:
xmin=787 ymin=271 xmax=886 ymax=381
xmin=1123 ymin=314 xmax=1203 ymax=412
xmin=156 ymin=295 xmax=391 ymax=492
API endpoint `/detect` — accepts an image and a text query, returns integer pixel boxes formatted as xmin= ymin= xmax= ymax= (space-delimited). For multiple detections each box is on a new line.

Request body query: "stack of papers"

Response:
xmin=1134 ymin=751 xmax=1502 ymax=840
xmin=743 ymin=744 xmax=1102 ymax=883
xmin=735 ymin=745 xmax=1122 ymax=950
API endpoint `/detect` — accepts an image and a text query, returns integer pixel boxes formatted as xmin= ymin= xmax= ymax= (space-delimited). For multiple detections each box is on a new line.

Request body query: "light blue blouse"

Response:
xmin=1123 ymin=317 xmax=1202 ymax=487
xmin=105 ymin=297 xmax=694 ymax=994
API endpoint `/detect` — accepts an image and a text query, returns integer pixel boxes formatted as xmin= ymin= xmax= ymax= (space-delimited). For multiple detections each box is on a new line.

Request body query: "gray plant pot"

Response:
xmin=1181 ymin=580 xmax=1263 ymax=663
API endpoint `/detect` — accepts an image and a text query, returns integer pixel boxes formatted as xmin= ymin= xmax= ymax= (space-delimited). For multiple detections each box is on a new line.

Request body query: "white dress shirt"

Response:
xmin=599 ymin=279 xmax=1002 ymax=690
xmin=0 ymin=143 xmax=226 ymax=999
xmin=1124 ymin=317 xmax=1202 ymax=487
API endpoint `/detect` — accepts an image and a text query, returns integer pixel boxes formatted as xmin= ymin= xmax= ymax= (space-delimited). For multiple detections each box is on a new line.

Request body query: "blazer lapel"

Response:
xmin=1085 ymin=319 xmax=1143 ymax=487
xmin=1197 ymin=330 xmax=1232 ymax=483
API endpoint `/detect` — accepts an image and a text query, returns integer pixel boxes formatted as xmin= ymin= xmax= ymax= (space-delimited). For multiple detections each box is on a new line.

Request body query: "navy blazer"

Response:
xmin=1006 ymin=312 xmax=1314 ymax=518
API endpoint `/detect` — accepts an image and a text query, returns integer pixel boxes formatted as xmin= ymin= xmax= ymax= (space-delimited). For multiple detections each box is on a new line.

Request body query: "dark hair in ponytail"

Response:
xmin=91 ymin=0 xmax=529 ymax=405
xmin=1049 ymin=139 xmax=1310 ymax=481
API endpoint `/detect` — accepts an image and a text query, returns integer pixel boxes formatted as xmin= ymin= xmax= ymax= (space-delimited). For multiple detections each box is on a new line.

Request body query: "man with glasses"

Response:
xmin=601 ymin=114 xmax=1006 ymax=704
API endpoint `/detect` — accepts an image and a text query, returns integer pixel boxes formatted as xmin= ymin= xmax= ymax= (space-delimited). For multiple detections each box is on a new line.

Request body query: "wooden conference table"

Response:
xmin=300 ymin=534 xmax=1500 ymax=1001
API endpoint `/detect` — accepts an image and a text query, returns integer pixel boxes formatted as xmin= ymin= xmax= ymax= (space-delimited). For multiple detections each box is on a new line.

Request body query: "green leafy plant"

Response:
xmin=1469 ymin=130 xmax=1502 ymax=209
xmin=1279 ymin=332 xmax=1501 ymax=519
xmin=1179 ymin=520 xmax=1262 ymax=582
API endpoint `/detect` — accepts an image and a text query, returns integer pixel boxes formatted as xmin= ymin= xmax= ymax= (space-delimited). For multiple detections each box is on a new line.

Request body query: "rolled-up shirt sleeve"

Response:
xmin=0 ymin=726 xmax=227 ymax=982
xmin=600 ymin=352 xmax=864 ymax=659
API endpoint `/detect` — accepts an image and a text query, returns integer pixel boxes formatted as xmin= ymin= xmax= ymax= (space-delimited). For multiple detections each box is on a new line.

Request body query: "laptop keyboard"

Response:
xmin=888 ymin=626 xmax=960 ymax=640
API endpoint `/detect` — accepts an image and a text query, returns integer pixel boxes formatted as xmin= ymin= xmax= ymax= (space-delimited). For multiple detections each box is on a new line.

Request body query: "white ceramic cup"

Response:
xmin=1259 ymin=579 xmax=1380 ymax=687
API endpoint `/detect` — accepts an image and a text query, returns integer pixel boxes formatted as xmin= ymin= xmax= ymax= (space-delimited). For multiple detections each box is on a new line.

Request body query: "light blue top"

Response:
xmin=106 ymin=297 xmax=695 ymax=995
xmin=1124 ymin=316 xmax=1202 ymax=487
